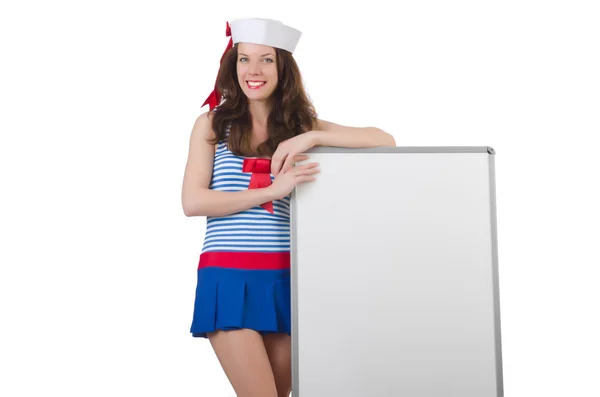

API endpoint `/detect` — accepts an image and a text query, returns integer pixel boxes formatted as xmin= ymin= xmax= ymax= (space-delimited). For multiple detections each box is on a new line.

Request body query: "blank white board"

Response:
xmin=291 ymin=146 xmax=503 ymax=397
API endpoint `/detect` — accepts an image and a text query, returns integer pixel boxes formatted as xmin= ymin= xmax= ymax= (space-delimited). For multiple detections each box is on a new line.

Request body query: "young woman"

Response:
xmin=182 ymin=18 xmax=395 ymax=397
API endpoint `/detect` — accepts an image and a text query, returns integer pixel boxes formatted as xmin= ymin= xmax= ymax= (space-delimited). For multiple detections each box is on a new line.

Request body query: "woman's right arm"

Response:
xmin=181 ymin=112 xmax=278 ymax=217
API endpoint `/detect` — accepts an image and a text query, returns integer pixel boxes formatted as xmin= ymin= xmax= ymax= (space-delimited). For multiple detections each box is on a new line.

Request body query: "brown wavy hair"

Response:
xmin=207 ymin=43 xmax=318 ymax=158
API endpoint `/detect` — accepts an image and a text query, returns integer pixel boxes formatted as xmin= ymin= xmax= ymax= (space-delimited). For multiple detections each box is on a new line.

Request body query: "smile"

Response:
xmin=247 ymin=81 xmax=266 ymax=89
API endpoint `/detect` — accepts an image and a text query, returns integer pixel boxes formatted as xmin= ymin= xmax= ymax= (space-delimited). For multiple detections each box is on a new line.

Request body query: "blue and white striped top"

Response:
xmin=201 ymin=125 xmax=291 ymax=253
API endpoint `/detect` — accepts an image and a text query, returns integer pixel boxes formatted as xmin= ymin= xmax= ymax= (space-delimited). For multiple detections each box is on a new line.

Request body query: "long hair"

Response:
xmin=207 ymin=43 xmax=318 ymax=157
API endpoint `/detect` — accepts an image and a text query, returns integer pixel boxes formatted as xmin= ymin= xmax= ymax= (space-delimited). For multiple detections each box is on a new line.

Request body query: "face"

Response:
xmin=236 ymin=42 xmax=278 ymax=101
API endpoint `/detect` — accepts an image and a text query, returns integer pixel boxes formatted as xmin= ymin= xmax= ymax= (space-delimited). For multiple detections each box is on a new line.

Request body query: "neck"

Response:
xmin=248 ymin=99 xmax=271 ymax=127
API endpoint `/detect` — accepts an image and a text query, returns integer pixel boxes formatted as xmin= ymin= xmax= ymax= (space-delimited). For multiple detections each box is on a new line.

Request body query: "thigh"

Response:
xmin=208 ymin=328 xmax=278 ymax=397
xmin=263 ymin=333 xmax=292 ymax=397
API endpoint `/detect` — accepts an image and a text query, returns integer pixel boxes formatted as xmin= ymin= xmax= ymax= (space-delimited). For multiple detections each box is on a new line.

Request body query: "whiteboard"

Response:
xmin=290 ymin=147 xmax=503 ymax=397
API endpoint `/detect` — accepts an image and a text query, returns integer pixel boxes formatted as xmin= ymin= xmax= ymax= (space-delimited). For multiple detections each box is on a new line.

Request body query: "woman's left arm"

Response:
xmin=310 ymin=119 xmax=396 ymax=148
xmin=271 ymin=119 xmax=396 ymax=175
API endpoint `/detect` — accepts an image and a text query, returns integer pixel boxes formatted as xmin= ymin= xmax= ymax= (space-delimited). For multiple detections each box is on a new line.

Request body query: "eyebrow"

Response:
xmin=238 ymin=53 xmax=275 ymax=57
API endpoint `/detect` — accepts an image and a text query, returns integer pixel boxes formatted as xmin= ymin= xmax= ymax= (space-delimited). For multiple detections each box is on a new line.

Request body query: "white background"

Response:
xmin=1 ymin=0 xmax=598 ymax=396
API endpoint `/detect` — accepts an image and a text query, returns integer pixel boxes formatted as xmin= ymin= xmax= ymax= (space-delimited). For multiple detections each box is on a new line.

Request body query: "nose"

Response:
xmin=247 ymin=60 xmax=261 ymax=75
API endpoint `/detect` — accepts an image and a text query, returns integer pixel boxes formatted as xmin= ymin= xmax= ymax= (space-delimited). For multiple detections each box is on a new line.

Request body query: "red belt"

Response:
xmin=198 ymin=251 xmax=290 ymax=270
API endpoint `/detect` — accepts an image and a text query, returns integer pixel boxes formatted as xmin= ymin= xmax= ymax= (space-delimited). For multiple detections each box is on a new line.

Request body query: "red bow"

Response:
xmin=242 ymin=158 xmax=274 ymax=214
xmin=202 ymin=22 xmax=234 ymax=110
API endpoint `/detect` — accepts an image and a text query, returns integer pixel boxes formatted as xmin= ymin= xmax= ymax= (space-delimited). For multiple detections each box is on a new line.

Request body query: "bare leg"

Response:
xmin=208 ymin=328 xmax=278 ymax=397
xmin=263 ymin=333 xmax=292 ymax=397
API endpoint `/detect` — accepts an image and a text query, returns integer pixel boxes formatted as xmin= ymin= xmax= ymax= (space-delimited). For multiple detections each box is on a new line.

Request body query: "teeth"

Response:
xmin=248 ymin=81 xmax=265 ymax=87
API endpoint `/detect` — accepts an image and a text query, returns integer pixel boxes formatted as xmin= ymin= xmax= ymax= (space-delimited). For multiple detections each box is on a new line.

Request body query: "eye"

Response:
xmin=238 ymin=57 xmax=273 ymax=63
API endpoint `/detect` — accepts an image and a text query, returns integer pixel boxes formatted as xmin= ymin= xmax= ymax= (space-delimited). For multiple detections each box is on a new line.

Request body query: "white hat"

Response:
xmin=230 ymin=18 xmax=302 ymax=54
xmin=202 ymin=19 xmax=302 ymax=110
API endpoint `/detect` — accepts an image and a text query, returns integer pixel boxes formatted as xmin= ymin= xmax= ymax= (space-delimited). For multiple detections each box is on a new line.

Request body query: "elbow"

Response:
xmin=376 ymin=128 xmax=396 ymax=147
xmin=184 ymin=205 xmax=208 ymax=217
xmin=183 ymin=204 xmax=196 ymax=217
xmin=182 ymin=188 xmax=209 ymax=217
xmin=183 ymin=200 xmax=212 ymax=217
xmin=387 ymin=133 xmax=396 ymax=147
xmin=182 ymin=196 xmax=201 ymax=217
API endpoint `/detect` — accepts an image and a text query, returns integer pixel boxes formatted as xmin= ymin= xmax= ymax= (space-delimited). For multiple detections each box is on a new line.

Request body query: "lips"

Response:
xmin=246 ymin=81 xmax=266 ymax=89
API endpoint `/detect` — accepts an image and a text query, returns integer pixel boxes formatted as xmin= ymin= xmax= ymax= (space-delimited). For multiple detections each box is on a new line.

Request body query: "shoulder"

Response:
xmin=192 ymin=111 xmax=219 ymax=144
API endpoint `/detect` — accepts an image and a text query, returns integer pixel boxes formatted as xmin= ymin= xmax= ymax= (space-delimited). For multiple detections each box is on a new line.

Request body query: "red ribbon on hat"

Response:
xmin=242 ymin=158 xmax=274 ymax=214
xmin=202 ymin=22 xmax=234 ymax=110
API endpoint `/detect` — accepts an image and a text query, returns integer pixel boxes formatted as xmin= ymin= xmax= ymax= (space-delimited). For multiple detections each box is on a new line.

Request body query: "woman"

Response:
xmin=182 ymin=18 xmax=395 ymax=397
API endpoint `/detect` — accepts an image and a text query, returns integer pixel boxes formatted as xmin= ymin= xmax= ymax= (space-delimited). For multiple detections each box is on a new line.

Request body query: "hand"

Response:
xmin=268 ymin=159 xmax=320 ymax=200
xmin=271 ymin=132 xmax=317 ymax=176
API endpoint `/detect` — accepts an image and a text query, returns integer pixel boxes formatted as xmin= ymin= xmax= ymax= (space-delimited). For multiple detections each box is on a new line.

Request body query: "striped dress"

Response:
xmin=190 ymin=124 xmax=292 ymax=338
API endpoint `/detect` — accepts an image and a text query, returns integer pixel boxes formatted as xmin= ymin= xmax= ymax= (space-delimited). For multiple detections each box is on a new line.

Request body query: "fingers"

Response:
xmin=271 ymin=156 xmax=284 ymax=176
xmin=294 ymin=166 xmax=320 ymax=177
xmin=294 ymin=154 xmax=309 ymax=161
xmin=289 ymin=163 xmax=319 ymax=188
xmin=295 ymin=176 xmax=317 ymax=184
xmin=273 ymin=154 xmax=308 ymax=176
xmin=281 ymin=153 xmax=298 ymax=174
xmin=281 ymin=161 xmax=318 ymax=174
xmin=275 ymin=155 xmax=309 ymax=173
xmin=297 ymin=162 xmax=319 ymax=170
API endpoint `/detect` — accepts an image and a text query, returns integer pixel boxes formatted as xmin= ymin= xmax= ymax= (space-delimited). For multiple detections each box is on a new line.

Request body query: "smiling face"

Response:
xmin=236 ymin=42 xmax=278 ymax=102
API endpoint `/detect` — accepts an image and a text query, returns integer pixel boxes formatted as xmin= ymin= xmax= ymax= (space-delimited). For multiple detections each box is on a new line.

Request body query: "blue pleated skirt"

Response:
xmin=190 ymin=266 xmax=291 ymax=338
